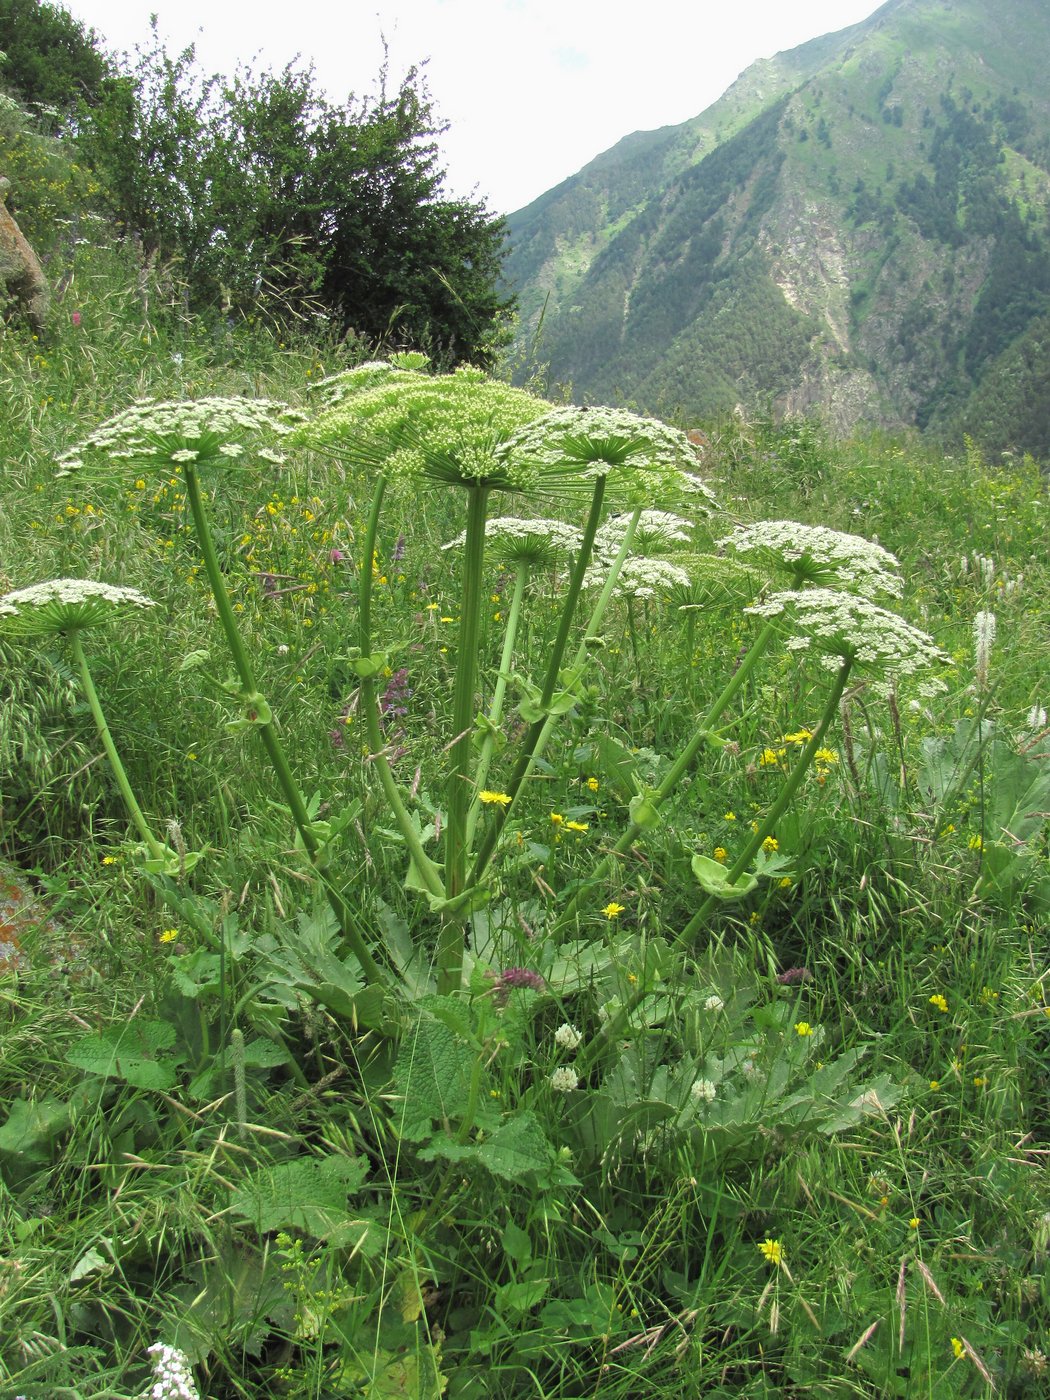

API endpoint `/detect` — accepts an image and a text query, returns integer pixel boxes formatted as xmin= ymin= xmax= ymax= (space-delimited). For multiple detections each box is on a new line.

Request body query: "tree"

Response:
xmin=0 ymin=0 xmax=110 ymax=123
xmin=76 ymin=37 xmax=515 ymax=365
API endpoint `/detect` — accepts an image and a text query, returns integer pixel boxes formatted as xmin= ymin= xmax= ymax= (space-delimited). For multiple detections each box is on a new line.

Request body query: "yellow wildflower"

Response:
xmin=757 ymin=1238 xmax=783 ymax=1266
xmin=794 ymin=1021 xmax=814 ymax=1037
xmin=586 ymin=777 xmax=600 ymax=792
xmin=762 ymin=836 xmax=779 ymax=854
xmin=602 ymin=901 xmax=625 ymax=920
xmin=929 ymin=993 xmax=949 ymax=1013
xmin=479 ymin=790 xmax=512 ymax=806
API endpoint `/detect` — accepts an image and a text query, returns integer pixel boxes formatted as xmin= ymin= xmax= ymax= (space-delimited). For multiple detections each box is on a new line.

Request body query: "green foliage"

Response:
xmin=0 ymin=0 xmax=111 ymax=119
xmin=75 ymin=35 xmax=514 ymax=363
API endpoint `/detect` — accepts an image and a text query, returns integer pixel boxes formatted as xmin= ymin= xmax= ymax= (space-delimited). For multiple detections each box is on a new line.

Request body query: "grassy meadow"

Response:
xmin=0 ymin=243 xmax=1048 ymax=1399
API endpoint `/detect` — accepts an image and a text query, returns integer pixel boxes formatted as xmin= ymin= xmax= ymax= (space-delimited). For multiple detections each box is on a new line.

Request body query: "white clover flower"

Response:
xmin=721 ymin=520 xmax=903 ymax=599
xmin=553 ymin=1022 xmax=582 ymax=1051
xmin=56 ymin=397 xmax=306 ymax=478
xmin=442 ymin=516 xmax=582 ymax=566
xmin=583 ymin=555 xmax=691 ymax=599
xmin=144 ymin=1343 xmax=201 ymax=1400
xmin=703 ymin=994 xmax=725 ymax=1013
xmin=0 ymin=578 xmax=156 ymax=637
xmin=691 ymin=1078 xmax=717 ymax=1103
xmin=498 ymin=406 xmax=719 ymax=510
xmin=744 ymin=588 xmax=949 ymax=697
xmin=550 ymin=1066 xmax=580 ymax=1092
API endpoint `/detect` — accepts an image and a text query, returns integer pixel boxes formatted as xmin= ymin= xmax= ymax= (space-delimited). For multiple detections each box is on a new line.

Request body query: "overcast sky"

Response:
xmin=68 ymin=0 xmax=886 ymax=214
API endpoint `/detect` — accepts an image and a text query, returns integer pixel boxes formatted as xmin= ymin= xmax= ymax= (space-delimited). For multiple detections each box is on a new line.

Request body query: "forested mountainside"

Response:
xmin=504 ymin=0 xmax=1050 ymax=458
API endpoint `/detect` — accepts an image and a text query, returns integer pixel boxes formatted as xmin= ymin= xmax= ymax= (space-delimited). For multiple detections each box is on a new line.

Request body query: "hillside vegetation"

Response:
xmin=504 ymin=0 xmax=1050 ymax=461
xmin=1 ymin=9 xmax=1049 ymax=1399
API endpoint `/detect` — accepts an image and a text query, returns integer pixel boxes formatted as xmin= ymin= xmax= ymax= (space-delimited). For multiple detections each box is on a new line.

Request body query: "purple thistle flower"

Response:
xmin=776 ymin=967 xmax=812 ymax=985
xmin=485 ymin=966 xmax=546 ymax=1005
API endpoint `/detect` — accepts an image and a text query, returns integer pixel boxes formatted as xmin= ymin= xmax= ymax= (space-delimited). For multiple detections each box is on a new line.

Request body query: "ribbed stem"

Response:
xmin=183 ymin=464 xmax=387 ymax=988
xmin=70 ymin=631 xmax=165 ymax=860
xmin=466 ymin=559 xmax=529 ymax=847
xmin=468 ymin=476 xmax=607 ymax=884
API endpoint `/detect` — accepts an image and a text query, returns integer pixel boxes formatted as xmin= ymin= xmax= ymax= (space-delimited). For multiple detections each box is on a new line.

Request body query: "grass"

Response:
xmin=0 ymin=243 xmax=1048 ymax=1399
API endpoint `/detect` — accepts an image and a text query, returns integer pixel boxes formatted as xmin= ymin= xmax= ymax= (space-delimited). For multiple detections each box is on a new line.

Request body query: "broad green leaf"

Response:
xmin=691 ymin=854 xmax=758 ymax=900
xmin=230 ymin=1153 xmax=369 ymax=1235
xmin=393 ymin=1016 xmax=476 ymax=1140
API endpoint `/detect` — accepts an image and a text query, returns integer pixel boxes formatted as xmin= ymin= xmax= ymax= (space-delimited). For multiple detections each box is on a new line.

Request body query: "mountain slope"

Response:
xmin=503 ymin=0 xmax=1050 ymax=454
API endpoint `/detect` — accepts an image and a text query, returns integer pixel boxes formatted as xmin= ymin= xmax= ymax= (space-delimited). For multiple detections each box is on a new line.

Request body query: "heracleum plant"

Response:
xmin=0 ymin=578 xmax=188 ymax=876
xmin=54 ymin=394 xmax=390 ymax=990
xmin=297 ymin=381 xmax=719 ymax=992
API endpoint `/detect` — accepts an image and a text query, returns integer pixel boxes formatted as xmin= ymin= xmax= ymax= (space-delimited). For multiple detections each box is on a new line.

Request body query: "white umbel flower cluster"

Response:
xmin=553 ymin=1022 xmax=583 ymax=1051
xmin=584 ymin=554 xmax=691 ymax=599
xmin=144 ymin=1343 xmax=201 ymax=1400
xmin=594 ymin=510 xmax=694 ymax=559
xmin=498 ymin=406 xmax=719 ymax=510
xmin=442 ymin=516 xmax=582 ymax=566
xmin=56 ymin=397 xmax=305 ymax=477
xmin=720 ymin=520 xmax=903 ymax=599
xmin=745 ymin=587 xmax=949 ymax=697
xmin=0 ymin=578 xmax=156 ymax=636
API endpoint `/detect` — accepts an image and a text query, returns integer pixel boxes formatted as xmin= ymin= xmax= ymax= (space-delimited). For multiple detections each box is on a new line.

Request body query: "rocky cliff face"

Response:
xmin=504 ymin=0 xmax=1050 ymax=458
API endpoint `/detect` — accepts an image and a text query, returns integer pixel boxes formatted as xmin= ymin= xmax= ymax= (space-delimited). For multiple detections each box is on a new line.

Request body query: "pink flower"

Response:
xmin=329 ymin=549 xmax=345 ymax=564
xmin=71 ymin=312 xmax=82 ymax=327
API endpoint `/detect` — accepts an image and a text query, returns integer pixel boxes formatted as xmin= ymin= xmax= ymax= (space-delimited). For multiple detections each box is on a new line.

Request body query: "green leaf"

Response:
xmin=393 ymin=1015 xmax=476 ymax=1140
xmin=0 ymin=1096 xmax=73 ymax=1159
xmin=629 ymin=788 xmax=662 ymax=829
xmin=66 ymin=1020 xmax=181 ymax=1090
xmin=691 ymin=854 xmax=758 ymax=900
xmin=230 ymin=1153 xmax=369 ymax=1235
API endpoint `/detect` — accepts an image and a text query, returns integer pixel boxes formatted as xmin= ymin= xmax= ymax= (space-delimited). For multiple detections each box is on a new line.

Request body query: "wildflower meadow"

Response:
xmin=1 ymin=245 xmax=1049 ymax=1398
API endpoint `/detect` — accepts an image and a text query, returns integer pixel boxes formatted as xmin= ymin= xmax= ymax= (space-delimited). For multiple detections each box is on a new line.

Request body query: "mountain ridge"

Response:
xmin=503 ymin=0 xmax=1050 ymax=458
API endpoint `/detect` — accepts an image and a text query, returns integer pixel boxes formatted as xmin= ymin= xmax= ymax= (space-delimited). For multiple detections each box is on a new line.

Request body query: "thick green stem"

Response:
xmin=436 ymin=486 xmax=491 ymax=993
xmin=466 ymin=560 xmax=528 ymax=847
xmin=679 ymin=655 xmax=855 ymax=943
xmin=183 ymin=464 xmax=387 ymax=988
xmin=468 ymin=476 xmax=607 ymax=884
xmin=357 ymin=476 xmax=444 ymax=900
xmin=69 ymin=631 xmax=165 ymax=861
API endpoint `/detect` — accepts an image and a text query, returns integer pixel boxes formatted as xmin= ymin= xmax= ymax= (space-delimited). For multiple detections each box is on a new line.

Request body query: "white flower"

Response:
xmin=584 ymin=555 xmax=691 ymax=599
xmin=144 ymin=1343 xmax=201 ymax=1400
xmin=442 ymin=516 xmax=582 ymax=566
xmin=721 ymin=520 xmax=903 ymax=599
xmin=550 ymin=1066 xmax=580 ymax=1092
xmin=553 ymin=1022 xmax=582 ymax=1051
xmin=595 ymin=510 xmax=694 ymax=558
xmin=1026 ymin=705 xmax=1046 ymax=730
xmin=703 ymin=994 xmax=724 ymax=1013
xmin=498 ymin=406 xmax=719 ymax=509
xmin=297 ymin=367 xmax=548 ymax=490
xmin=974 ymin=610 xmax=996 ymax=691
xmin=691 ymin=1078 xmax=717 ymax=1103
xmin=744 ymin=588 xmax=949 ymax=697
xmin=0 ymin=578 xmax=156 ymax=637
xmin=56 ymin=397 xmax=306 ymax=478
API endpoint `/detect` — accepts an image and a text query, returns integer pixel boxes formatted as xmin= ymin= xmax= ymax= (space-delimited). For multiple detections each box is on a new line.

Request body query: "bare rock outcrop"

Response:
xmin=0 ymin=176 xmax=50 ymax=334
